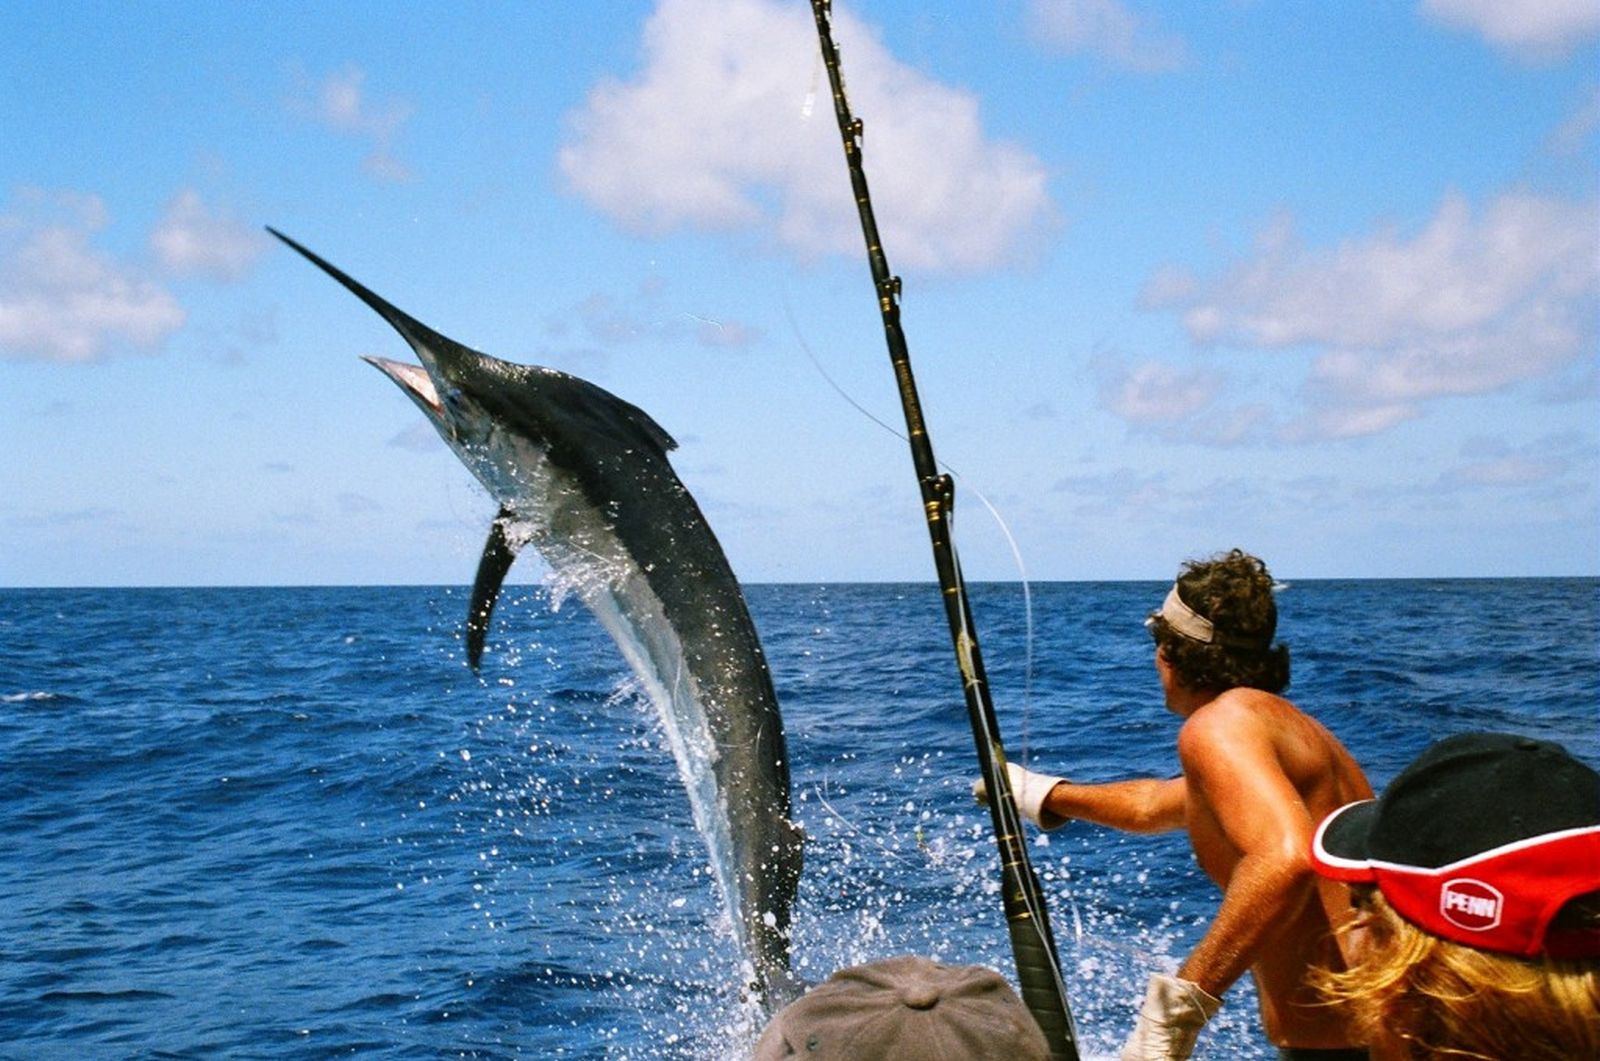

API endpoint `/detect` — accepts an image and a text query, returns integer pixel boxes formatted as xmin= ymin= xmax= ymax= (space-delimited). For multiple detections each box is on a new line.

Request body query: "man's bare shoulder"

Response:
xmin=1176 ymin=692 xmax=1278 ymax=763
xmin=1180 ymin=687 xmax=1289 ymax=733
xmin=1182 ymin=689 xmax=1370 ymax=802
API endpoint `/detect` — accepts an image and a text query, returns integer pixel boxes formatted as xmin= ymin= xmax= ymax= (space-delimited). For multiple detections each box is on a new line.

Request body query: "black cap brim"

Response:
xmin=1310 ymin=799 xmax=1381 ymax=881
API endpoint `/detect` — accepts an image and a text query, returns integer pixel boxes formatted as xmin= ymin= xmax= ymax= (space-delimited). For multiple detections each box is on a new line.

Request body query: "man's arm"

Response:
xmin=1041 ymin=775 xmax=1187 ymax=834
xmin=1172 ymin=699 xmax=1317 ymax=996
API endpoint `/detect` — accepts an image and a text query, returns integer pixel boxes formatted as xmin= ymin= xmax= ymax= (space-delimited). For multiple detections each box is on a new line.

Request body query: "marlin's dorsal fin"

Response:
xmin=466 ymin=505 xmax=524 ymax=669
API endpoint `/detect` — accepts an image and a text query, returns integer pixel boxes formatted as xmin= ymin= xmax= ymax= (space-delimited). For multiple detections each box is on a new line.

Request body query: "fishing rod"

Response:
xmin=807 ymin=3 xmax=1079 ymax=1057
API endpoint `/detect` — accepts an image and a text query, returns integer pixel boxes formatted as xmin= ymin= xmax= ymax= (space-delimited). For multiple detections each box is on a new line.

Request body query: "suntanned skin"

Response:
xmin=1039 ymin=651 xmax=1373 ymax=1049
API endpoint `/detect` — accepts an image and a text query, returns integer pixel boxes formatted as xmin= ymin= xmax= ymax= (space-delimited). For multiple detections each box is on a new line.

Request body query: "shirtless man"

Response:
xmin=987 ymin=550 xmax=1373 ymax=1060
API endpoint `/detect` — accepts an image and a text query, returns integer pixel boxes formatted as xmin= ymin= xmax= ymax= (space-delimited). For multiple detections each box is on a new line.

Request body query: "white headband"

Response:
xmin=1150 ymin=583 xmax=1274 ymax=650
xmin=1155 ymin=584 xmax=1217 ymax=643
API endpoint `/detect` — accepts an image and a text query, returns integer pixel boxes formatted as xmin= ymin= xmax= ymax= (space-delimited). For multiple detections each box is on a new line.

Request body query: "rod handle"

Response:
xmin=1007 ymin=913 xmax=1080 ymax=1060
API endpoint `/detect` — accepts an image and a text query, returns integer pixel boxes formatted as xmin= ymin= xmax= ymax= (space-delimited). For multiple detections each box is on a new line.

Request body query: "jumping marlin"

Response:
xmin=269 ymin=228 xmax=803 ymax=1009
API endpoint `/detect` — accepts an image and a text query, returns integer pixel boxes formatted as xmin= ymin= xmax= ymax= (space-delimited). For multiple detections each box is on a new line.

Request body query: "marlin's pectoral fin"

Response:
xmin=466 ymin=505 xmax=524 ymax=670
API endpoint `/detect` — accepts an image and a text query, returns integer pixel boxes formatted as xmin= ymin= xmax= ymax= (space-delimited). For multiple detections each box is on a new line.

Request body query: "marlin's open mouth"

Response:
xmin=362 ymin=356 xmax=442 ymax=417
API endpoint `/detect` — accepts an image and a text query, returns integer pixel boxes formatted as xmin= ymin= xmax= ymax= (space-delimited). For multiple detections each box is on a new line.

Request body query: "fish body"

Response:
xmin=271 ymin=229 xmax=802 ymax=1008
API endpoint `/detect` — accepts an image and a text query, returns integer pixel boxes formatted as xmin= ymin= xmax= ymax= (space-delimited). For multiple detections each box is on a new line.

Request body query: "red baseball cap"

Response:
xmin=1311 ymin=732 xmax=1600 ymax=959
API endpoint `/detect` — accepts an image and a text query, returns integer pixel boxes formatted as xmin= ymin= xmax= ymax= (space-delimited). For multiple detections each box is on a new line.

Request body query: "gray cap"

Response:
xmin=754 ymin=955 xmax=1050 ymax=1060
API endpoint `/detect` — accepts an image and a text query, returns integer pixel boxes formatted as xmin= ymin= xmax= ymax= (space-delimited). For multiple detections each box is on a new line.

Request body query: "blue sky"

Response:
xmin=3 ymin=1 xmax=1596 ymax=586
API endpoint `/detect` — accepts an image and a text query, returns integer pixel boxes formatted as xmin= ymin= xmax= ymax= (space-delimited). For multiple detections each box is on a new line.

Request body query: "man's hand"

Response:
xmin=972 ymin=761 xmax=1069 ymax=830
xmin=1119 ymin=973 xmax=1222 ymax=1061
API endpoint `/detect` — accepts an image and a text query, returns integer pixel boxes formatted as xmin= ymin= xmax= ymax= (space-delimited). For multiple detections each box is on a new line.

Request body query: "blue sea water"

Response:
xmin=1 ymin=579 xmax=1595 ymax=1059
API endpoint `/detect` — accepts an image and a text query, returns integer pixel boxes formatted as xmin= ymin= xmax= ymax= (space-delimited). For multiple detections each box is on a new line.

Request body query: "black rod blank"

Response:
xmin=807 ymin=3 xmax=1080 ymax=1057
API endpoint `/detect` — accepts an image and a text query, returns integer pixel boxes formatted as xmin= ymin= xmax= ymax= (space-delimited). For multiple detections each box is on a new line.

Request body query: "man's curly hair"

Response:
xmin=1148 ymin=549 xmax=1289 ymax=694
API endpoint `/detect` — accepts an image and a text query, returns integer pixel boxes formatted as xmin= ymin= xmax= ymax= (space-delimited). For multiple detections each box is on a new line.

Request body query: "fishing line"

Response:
xmin=810 ymin=779 xmax=919 ymax=868
xmin=944 ymin=541 xmax=1074 ymax=951
xmin=802 ymin=38 xmax=821 ymax=120
xmin=788 ymin=75 xmax=1041 ymax=758
xmin=781 ymin=302 xmax=1039 ymax=763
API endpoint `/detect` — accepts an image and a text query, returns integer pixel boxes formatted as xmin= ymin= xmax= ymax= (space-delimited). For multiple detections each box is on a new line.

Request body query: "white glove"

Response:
xmin=1119 ymin=973 xmax=1222 ymax=1061
xmin=972 ymin=761 xmax=1068 ymax=830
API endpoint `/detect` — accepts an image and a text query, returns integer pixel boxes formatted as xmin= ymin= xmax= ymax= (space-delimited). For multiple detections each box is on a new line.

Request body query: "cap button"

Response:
xmin=900 ymin=984 xmax=940 ymax=1010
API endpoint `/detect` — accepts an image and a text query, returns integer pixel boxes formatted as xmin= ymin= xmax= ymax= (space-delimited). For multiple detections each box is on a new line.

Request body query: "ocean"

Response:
xmin=2 ymin=578 xmax=1595 ymax=1059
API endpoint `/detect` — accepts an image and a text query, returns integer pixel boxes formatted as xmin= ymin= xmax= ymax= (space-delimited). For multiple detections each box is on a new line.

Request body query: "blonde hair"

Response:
xmin=1315 ymin=888 xmax=1600 ymax=1060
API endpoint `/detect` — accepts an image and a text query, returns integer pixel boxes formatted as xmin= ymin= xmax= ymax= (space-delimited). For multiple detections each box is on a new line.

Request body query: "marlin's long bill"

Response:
xmin=271 ymin=228 xmax=804 ymax=1011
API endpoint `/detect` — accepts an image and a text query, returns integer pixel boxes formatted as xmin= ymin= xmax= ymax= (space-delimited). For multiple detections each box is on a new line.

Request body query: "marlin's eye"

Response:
xmin=442 ymin=387 xmax=467 ymax=412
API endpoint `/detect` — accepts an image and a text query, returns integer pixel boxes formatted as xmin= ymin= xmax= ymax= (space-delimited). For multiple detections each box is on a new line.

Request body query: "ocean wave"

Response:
xmin=2 ymin=691 xmax=70 ymax=704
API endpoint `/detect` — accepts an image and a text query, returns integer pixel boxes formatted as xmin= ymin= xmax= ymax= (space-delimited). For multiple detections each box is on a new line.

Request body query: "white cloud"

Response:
xmin=1025 ymin=400 xmax=1059 ymax=420
xmin=1547 ymin=87 xmax=1600 ymax=157
xmin=1025 ymin=0 xmax=1189 ymax=72
xmin=558 ymin=282 xmax=761 ymax=352
xmin=1198 ymin=401 xmax=1275 ymax=446
xmin=150 ymin=189 xmax=267 ymax=280
xmin=558 ymin=0 xmax=1055 ymax=273
xmin=302 ymin=67 xmax=413 ymax=182
xmin=575 ymin=292 xmax=651 ymax=345
xmin=1421 ymin=0 xmax=1600 ymax=60
xmin=1052 ymin=466 xmax=1170 ymax=511
xmin=0 ymin=189 xmax=185 ymax=363
xmin=1283 ymin=402 xmax=1419 ymax=442
xmin=1049 ymin=467 xmax=1270 ymax=527
xmin=1101 ymin=361 xmax=1220 ymax=422
xmin=1156 ymin=195 xmax=1598 ymax=350
xmin=7 ymin=506 xmax=122 ymax=528
xmin=388 ymin=421 xmax=444 ymax=453
xmin=691 ymin=314 xmax=759 ymax=349
xmin=337 ymin=492 xmax=383 ymax=514
xmin=1437 ymin=432 xmax=1596 ymax=490
xmin=1145 ymin=191 xmax=1599 ymax=438
xmin=1099 ymin=359 xmax=1274 ymax=445
xmin=1453 ymin=454 xmax=1561 ymax=486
